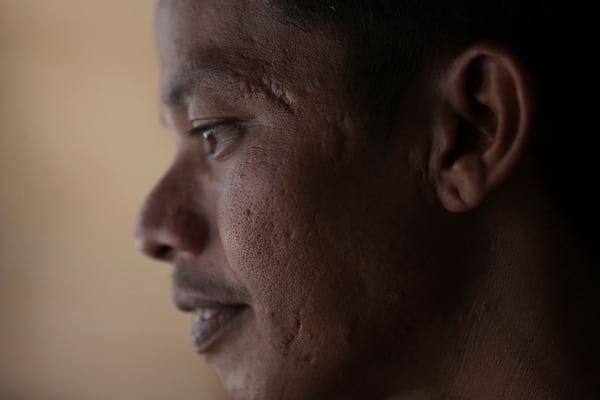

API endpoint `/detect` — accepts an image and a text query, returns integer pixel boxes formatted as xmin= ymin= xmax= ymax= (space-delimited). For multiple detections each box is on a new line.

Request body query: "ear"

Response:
xmin=429 ymin=44 xmax=535 ymax=213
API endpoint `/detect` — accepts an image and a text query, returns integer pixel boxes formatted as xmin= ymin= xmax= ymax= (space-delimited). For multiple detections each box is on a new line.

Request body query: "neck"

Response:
xmin=445 ymin=178 xmax=599 ymax=399
xmin=390 ymin=171 xmax=599 ymax=400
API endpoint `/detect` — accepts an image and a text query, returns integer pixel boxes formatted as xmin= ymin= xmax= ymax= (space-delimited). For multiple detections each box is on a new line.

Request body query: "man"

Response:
xmin=135 ymin=1 xmax=598 ymax=399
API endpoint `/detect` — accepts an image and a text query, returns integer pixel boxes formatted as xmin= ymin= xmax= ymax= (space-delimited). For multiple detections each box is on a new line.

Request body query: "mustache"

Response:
xmin=172 ymin=265 xmax=246 ymax=302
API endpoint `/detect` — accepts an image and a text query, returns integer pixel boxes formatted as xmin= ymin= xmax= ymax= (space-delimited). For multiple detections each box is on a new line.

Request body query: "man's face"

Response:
xmin=136 ymin=0 xmax=462 ymax=398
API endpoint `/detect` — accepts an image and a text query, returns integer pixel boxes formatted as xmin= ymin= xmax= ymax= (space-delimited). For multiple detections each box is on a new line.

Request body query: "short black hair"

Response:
xmin=273 ymin=1 xmax=555 ymax=109
xmin=271 ymin=0 xmax=596 ymax=252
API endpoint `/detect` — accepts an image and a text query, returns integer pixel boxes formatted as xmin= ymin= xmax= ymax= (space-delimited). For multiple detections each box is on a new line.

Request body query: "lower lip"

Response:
xmin=191 ymin=306 xmax=247 ymax=353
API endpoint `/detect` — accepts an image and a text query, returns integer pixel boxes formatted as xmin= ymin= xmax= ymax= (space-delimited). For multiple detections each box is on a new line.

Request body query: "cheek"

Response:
xmin=211 ymin=115 xmax=443 ymax=374
xmin=216 ymin=142 xmax=357 ymax=359
xmin=220 ymin=154 xmax=319 ymax=304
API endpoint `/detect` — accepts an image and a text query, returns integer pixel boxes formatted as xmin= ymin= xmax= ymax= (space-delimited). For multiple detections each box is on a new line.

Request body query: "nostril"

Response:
xmin=134 ymin=190 xmax=210 ymax=262
xmin=154 ymin=244 xmax=174 ymax=261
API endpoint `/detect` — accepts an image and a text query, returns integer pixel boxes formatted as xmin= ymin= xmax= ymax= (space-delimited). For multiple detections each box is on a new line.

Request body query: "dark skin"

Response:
xmin=135 ymin=1 xmax=599 ymax=398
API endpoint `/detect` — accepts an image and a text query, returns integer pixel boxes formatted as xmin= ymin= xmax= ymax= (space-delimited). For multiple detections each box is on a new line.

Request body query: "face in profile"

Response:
xmin=136 ymin=0 xmax=464 ymax=398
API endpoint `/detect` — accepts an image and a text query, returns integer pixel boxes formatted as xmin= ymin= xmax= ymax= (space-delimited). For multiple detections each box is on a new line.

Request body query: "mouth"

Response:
xmin=173 ymin=289 xmax=248 ymax=353
xmin=191 ymin=303 xmax=248 ymax=353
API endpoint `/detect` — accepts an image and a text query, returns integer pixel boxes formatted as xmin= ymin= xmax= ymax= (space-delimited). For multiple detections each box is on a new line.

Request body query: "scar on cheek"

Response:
xmin=275 ymin=312 xmax=316 ymax=364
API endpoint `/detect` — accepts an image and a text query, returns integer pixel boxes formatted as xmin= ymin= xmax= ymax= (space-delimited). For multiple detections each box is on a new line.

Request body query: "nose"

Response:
xmin=134 ymin=161 xmax=210 ymax=262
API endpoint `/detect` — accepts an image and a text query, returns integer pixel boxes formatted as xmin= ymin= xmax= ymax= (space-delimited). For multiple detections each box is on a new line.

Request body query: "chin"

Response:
xmin=210 ymin=348 xmax=327 ymax=400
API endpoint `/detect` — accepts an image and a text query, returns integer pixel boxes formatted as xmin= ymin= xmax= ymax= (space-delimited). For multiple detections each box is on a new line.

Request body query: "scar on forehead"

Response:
xmin=220 ymin=73 xmax=296 ymax=114
xmin=256 ymin=76 xmax=295 ymax=111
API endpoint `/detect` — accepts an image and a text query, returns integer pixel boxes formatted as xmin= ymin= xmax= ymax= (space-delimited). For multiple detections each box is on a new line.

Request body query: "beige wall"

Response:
xmin=0 ymin=1 xmax=227 ymax=399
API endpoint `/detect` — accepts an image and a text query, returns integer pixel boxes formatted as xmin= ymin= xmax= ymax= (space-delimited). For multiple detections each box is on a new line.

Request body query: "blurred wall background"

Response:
xmin=0 ymin=1 xmax=227 ymax=399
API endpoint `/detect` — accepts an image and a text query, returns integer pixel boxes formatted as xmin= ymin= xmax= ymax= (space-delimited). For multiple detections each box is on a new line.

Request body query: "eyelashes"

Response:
xmin=187 ymin=119 xmax=246 ymax=160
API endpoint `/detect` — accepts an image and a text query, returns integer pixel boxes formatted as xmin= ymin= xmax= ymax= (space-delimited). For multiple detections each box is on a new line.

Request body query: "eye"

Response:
xmin=187 ymin=119 xmax=245 ymax=160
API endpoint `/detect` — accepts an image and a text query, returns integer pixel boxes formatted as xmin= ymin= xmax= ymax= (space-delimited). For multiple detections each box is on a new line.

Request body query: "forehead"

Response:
xmin=155 ymin=0 xmax=346 ymax=112
xmin=156 ymin=0 xmax=274 ymax=65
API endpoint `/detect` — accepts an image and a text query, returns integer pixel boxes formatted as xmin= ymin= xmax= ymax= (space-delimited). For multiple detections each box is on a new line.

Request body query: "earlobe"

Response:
xmin=430 ymin=44 xmax=535 ymax=213
xmin=435 ymin=154 xmax=487 ymax=213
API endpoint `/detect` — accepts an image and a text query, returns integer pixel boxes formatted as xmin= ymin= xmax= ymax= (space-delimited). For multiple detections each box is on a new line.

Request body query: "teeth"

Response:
xmin=194 ymin=307 xmax=217 ymax=322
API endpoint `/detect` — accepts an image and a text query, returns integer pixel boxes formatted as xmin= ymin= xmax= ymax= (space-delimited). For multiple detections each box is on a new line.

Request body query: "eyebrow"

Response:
xmin=162 ymin=47 xmax=261 ymax=111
